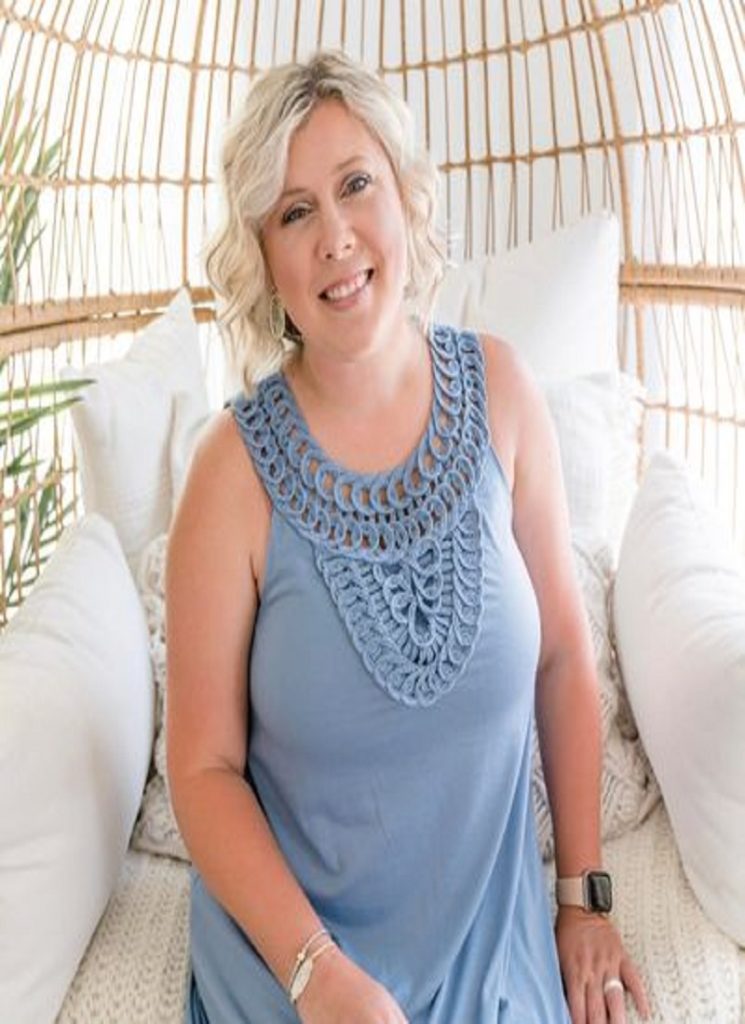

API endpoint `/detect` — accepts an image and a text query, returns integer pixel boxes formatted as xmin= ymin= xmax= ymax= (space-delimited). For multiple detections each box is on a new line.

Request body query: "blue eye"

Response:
xmin=281 ymin=204 xmax=310 ymax=226
xmin=344 ymin=172 xmax=371 ymax=195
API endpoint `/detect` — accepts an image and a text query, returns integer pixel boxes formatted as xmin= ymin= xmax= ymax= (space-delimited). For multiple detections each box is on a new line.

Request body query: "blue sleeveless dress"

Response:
xmin=186 ymin=324 xmax=571 ymax=1023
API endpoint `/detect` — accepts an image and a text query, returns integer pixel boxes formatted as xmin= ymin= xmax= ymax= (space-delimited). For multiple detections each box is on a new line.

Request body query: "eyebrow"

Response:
xmin=278 ymin=155 xmax=368 ymax=201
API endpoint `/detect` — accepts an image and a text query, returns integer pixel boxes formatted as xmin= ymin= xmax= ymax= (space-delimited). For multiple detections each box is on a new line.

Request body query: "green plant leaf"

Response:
xmin=1 ymin=94 xmax=67 ymax=612
xmin=2 ymin=468 xmax=73 ymax=607
xmin=0 ymin=92 xmax=62 ymax=306
xmin=0 ymin=93 xmax=23 ymax=157
xmin=0 ymin=378 xmax=94 ymax=403
xmin=0 ymin=395 xmax=84 ymax=449
xmin=4 ymin=449 xmax=39 ymax=476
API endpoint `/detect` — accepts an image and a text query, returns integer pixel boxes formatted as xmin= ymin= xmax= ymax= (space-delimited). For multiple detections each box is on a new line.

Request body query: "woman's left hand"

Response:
xmin=555 ymin=907 xmax=651 ymax=1024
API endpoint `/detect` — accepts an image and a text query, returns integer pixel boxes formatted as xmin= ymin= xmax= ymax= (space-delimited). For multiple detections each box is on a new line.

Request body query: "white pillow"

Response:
xmin=435 ymin=211 xmax=620 ymax=383
xmin=613 ymin=452 xmax=745 ymax=946
xmin=0 ymin=514 xmax=154 ymax=1024
xmin=169 ymin=390 xmax=212 ymax=507
xmin=544 ymin=370 xmax=644 ymax=560
xmin=61 ymin=288 xmax=209 ymax=575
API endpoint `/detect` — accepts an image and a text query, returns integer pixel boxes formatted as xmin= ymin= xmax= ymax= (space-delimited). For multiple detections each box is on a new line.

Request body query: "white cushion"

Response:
xmin=56 ymin=849 xmax=190 ymax=1024
xmin=169 ymin=390 xmax=212 ymax=507
xmin=435 ymin=211 xmax=620 ymax=383
xmin=0 ymin=514 xmax=154 ymax=1024
xmin=544 ymin=370 xmax=644 ymax=560
xmin=61 ymin=288 xmax=209 ymax=575
xmin=613 ymin=452 xmax=745 ymax=946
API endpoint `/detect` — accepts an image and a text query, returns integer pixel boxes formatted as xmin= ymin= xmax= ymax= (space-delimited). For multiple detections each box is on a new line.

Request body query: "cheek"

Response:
xmin=370 ymin=196 xmax=409 ymax=277
xmin=264 ymin=237 xmax=304 ymax=297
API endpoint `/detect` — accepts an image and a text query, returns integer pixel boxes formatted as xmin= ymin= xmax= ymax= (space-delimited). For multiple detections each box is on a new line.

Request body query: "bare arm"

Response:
xmin=166 ymin=410 xmax=408 ymax=1024
xmin=166 ymin=410 xmax=325 ymax=987
xmin=480 ymin=335 xmax=602 ymax=872
xmin=481 ymin=335 xmax=649 ymax=1022
xmin=507 ymin=355 xmax=603 ymax=874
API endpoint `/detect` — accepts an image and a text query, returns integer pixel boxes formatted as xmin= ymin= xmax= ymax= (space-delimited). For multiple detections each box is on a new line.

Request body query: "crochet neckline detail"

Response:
xmin=230 ymin=323 xmax=491 ymax=706
xmin=231 ymin=323 xmax=490 ymax=565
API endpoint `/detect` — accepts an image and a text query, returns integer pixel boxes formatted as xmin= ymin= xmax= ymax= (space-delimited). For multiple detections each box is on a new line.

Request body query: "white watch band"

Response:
xmin=556 ymin=875 xmax=585 ymax=908
xmin=556 ymin=869 xmax=613 ymax=914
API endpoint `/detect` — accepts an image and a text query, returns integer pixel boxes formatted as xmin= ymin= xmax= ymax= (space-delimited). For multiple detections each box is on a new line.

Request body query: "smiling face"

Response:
xmin=259 ymin=98 xmax=411 ymax=359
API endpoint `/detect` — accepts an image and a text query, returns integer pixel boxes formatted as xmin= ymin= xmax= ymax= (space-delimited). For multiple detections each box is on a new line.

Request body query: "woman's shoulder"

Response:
xmin=470 ymin=331 xmax=540 ymax=494
xmin=475 ymin=331 xmax=532 ymax=389
xmin=190 ymin=405 xmax=265 ymax=498
xmin=170 ymin=406 xmax=271 ymax=578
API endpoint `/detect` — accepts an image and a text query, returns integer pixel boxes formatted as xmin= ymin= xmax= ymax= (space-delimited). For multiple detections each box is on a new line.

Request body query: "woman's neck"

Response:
xmin=286 ymin=314 xmax=428 ymax=419
xmin=282 ymin=314 xmax=434 ymax=475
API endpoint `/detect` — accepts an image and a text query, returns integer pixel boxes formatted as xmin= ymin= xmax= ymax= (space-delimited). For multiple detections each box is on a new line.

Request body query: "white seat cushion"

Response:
xmin=56 ymin=850 xmax=190 ymax=1024
xmin=604 ymin=803 xmax=743 ymax=1022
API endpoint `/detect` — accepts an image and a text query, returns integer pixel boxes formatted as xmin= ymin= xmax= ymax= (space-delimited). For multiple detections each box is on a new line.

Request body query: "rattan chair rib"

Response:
xmin=0 ymin=0 xmax=743 ymax=624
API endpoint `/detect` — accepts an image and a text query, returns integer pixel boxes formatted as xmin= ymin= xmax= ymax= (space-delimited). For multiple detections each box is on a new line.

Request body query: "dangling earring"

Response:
xmin=268 ymin=291 xmax=286 ymax=341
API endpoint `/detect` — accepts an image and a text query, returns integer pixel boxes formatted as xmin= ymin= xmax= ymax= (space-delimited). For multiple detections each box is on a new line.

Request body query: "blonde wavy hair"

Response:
xmin=204 ymin=49 xmax=446 ymax=391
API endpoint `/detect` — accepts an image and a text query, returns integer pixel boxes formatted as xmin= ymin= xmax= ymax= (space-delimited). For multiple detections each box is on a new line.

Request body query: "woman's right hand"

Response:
xmin=295 ymin=946 xmax=409 ymax=1024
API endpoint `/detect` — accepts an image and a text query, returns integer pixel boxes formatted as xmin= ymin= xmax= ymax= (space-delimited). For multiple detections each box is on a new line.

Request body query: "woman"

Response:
xmin=166 ymin=50 xmax=651 ymax=1024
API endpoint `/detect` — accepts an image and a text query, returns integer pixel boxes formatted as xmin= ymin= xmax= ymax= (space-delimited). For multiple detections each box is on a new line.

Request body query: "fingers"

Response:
xmin=567 ymin=980 xmax=620 ymax=1024
xmin=567 ymin=975 xmax=614 ymax=1024
xmin=557 ymin=914 xmax=652 ymax=1024
xmin=585 ymin=977 xmax=609 ymax=1024
xmin=604 ymin=977 xmax=626 ymax=1024
xmin=567 ymin=983 xmax=586 ymax=1024
xmin=620 ymin=957 xmax=651 ymax=1020
xmin=567 ymin=972 xmax=651 ymax=1024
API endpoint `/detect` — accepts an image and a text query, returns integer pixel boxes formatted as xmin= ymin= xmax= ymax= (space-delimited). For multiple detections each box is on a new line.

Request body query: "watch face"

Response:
xmin=586 ymin=871 xmax=613 ymax=913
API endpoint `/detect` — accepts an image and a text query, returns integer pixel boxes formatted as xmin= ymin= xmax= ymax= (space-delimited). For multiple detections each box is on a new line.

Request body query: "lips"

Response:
xmin=319 ymin=269 xmax=373 ymax=302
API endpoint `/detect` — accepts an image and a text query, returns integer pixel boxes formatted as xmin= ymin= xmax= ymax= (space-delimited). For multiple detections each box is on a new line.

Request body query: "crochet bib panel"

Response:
xmin=231 ymin=324 xmax=490 ymax=706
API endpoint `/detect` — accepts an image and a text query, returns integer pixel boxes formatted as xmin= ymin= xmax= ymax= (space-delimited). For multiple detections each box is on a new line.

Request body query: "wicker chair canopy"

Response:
xmin=0 ymin=0 xmax=743 ymax=623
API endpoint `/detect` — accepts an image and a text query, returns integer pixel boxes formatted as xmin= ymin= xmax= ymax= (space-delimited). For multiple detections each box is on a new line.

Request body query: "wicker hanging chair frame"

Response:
xmin=0 ymin=0 xmax=742 ymax=624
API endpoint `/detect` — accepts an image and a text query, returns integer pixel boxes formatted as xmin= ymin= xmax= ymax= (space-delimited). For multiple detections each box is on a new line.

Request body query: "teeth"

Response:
xmin=324 ymin=270 xmax=369 ymax=301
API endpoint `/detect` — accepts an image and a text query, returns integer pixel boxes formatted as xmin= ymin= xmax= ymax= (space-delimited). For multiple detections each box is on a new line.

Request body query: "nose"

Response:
xmin=318 ymin=205 xmax=355 ymax=261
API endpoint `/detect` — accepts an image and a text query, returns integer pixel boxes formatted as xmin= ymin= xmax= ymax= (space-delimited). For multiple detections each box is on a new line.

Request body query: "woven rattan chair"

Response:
xmin=0 ymin=0 xmax=742 ymax=622
xmin=1 ymin=3 xmax=743 ymax=1022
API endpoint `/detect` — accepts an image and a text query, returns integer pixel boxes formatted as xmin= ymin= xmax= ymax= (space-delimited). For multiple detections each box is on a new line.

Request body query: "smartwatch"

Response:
xmin=556 ymin=869 xmax=613 ymax=914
